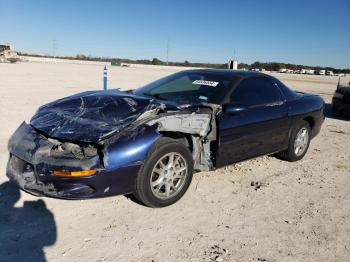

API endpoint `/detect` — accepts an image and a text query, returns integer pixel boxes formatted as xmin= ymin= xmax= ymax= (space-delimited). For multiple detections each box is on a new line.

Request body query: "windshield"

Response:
xmin=133 ymin=71 xmax=239 ymax=104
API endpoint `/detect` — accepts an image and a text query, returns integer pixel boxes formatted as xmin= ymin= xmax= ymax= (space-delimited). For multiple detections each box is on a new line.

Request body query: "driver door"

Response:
xmin=216 ymin=77 xmax=291 ymax=167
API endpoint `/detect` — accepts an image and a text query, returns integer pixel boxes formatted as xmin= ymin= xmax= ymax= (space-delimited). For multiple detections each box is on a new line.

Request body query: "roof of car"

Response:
xmin=183 ymin=69 xmax=268 ymax=77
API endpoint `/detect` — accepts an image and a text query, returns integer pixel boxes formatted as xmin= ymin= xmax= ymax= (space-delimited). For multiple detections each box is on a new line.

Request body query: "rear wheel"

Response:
xmin=134 ymin=137 xmax=193 ymax=208
xmin=278 ymin=120 xmax=311 ymax=162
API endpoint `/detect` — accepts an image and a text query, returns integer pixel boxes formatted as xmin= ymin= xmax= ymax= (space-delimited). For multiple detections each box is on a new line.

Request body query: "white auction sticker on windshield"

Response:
xmin=192 ymin=80 xmax=219 ymax=87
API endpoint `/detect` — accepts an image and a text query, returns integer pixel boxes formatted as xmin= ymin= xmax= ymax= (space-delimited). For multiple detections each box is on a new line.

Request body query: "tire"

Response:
xmin=277 ymin=120 xmax=311 ymax=162
xmin=134 ymin=137 xmax=194 ymax=208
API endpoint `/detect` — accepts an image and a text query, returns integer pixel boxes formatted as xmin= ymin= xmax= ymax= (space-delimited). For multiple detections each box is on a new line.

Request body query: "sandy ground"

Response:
xmin=0 ymin=62 xmax=349 ymax=262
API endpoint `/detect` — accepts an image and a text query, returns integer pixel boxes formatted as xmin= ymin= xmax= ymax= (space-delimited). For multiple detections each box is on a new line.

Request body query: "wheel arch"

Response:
xmin=302 ymin=116 xmax=315 ymax=130
xmin=159 ymin=131 xmax=193 ymax=152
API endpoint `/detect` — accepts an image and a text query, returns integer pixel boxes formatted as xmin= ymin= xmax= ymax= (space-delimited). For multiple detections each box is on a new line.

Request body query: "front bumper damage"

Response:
xmin=6 ymin=122 xmax=140 ymax=199
xmin=7 ymin=154 xmax=59 ymax=197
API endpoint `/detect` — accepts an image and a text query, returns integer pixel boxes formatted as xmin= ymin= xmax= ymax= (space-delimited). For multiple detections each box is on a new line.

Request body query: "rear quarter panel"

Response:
xmin=287 ymin=94 xmax=325 ymax=138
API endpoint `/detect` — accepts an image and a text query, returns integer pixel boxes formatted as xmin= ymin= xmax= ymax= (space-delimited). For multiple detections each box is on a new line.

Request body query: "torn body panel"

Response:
xmin=145 ymin=106 xmax=220 ymax=171
xmin=7 ymin=154 xmax=58 ymax=196
xmin=147 ymin=113 xmax=211 ymax=137
xmin=8 ymin=122 xmax=100 ymax=170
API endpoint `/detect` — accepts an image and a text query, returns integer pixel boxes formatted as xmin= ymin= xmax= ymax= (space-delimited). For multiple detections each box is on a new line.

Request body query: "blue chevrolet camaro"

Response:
xmin=7 ymin=70 xmax=325 ymax=207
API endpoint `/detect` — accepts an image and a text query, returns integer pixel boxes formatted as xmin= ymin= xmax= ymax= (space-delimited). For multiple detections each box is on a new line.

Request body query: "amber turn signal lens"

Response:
xmin=53 ymin=170 xmax=97 ymax=177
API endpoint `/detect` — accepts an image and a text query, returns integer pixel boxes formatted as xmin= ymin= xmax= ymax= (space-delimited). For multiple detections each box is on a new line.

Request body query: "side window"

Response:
xmin=230 ymin=77 xmax=282 ymax=106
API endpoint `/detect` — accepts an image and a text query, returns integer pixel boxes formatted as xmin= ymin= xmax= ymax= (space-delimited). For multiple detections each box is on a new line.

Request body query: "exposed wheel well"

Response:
xmin=303 ymin=116 xmax=315 ymax=130
xmin=160 ymin=132 xmax=193 ymax=152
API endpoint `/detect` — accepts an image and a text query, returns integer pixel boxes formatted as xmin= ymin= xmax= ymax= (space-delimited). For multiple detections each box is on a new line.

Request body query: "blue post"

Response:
xmin=103 ymin=66 xmax=107 ymax=91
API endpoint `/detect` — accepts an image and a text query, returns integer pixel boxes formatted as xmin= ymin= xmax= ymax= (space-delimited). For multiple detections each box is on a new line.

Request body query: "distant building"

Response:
xmin=228 ymin=59 xmax=238 ymax=70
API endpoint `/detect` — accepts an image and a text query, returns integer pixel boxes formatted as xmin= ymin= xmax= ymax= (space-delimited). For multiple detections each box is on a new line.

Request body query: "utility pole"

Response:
xmin=166 ymin=38 xmax=170 ymax=65
xmin=52 ymin=39 xmax=57 ymax=57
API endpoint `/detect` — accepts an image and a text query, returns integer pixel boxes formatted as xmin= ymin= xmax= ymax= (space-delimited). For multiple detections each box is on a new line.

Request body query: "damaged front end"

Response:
xmin=7 ymin=89 xmax=220 ymax=199
xmin=7 ymin=122 xmax=102 ymax=198
xmin=7 ymin=120 xmax=156 ymax=199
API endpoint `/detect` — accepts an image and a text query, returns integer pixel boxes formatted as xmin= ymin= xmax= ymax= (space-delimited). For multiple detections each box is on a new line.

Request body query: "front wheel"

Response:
xmin=277 ymin=120 xmax=311 ymax=162
xmin=134 ymin=138 xmax=193 ymax=208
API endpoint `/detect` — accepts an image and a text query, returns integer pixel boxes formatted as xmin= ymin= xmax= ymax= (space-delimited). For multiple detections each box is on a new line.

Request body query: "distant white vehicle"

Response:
xmin=326 ymin=70 xmax=334 ymax=76
xmin=319 ymin=70 xmax=326 ymax=75
xmin=305 ymin=69 xmax=315 ymax=75
xmin=279 ymin=68 xmax=287 ymax=73
xmin=299 ymin=69 xmax=314 ymax=75
xmin=335 ymin=73 xmax=345 ymax=77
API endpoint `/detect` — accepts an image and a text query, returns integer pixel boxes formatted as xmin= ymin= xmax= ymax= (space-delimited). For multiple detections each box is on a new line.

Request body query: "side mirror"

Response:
xmin=223 ymin=103 xmax=246 ymax=115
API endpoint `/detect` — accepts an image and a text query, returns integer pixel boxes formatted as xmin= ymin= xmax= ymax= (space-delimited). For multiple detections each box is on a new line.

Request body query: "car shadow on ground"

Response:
xmin=324 ymin=103 xmax=350 ymax=121
xmin=0 ymin=181 xmax=57 ymax=262
xmin=124 ymin=193 xmax=148 ymax=207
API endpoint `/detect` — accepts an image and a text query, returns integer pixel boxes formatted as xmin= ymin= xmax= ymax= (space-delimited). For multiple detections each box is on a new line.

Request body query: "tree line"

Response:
xmin=18 ymin=52 xmax=350 ymax=74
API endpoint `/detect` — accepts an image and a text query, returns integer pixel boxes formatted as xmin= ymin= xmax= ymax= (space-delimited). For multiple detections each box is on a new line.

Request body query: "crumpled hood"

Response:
xmin=30 ymin=90 xmax=158 ymax=143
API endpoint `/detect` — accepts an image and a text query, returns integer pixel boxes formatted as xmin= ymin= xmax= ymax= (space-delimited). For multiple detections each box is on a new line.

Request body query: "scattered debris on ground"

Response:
xmin=204 ymin=245 xmax=229 ymax=261
xmin=250 ymin=181 xmax=269 ymax=190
